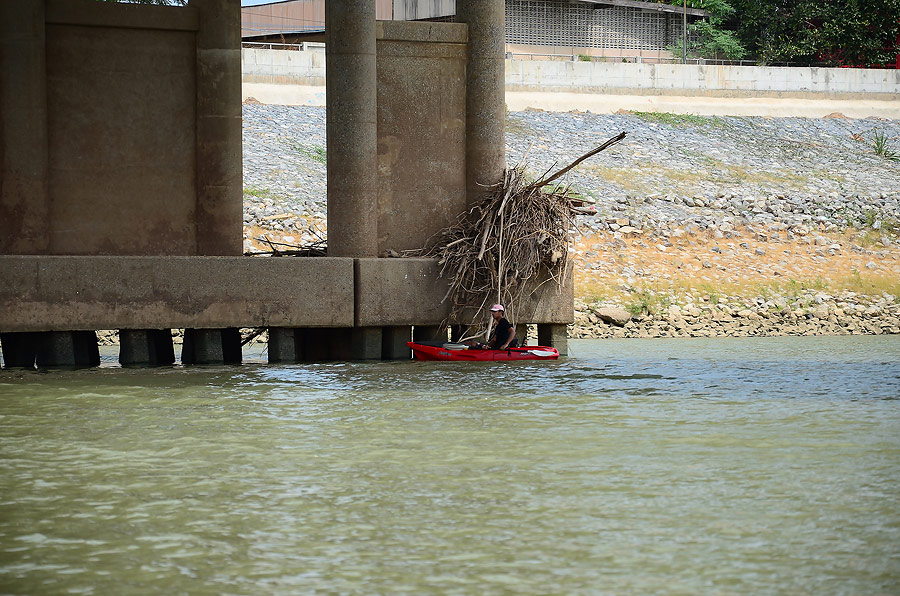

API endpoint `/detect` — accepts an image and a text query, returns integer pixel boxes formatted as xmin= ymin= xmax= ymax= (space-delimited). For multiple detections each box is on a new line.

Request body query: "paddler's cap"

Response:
xmin=490 ymin=304 xmax=505 ymax=312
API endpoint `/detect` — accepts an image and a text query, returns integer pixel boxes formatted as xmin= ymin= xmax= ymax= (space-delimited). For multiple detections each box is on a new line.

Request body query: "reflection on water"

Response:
xmin=1 ymin=336 xmax=899 ymax=594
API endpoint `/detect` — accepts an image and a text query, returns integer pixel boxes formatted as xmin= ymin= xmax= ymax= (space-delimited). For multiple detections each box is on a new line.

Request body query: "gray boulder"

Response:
xmin=592 ymin=307 xmax=632 ymax=327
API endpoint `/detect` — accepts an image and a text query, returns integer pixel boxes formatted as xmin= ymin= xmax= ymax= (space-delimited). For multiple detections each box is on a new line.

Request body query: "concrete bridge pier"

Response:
xmin=457 ymin=0 xmax=506 ymax=209
xmin=119 ymin=329 xmax=176 ymax=367
xmin=382 ymin=326 xmax=412 ymax=359
xmin=538 ymin=324 xmax=568 ymax=356
xmin=1 ymin=332 xmax=41 ymax=368
xmin=182 ymin=328 xmax=241 ymax=365
xmin=516 ymin=324 xmax=529 ymax=345
xmin=270 ymin=326 xmax=409 ymax=362
xmin=268 ymin=327 xmax=299 ymax=363
xmin=415 ymin=325 xmax=448 ymax=343
xmin=351 ymin=327 xmax=382 ymax=360
xmin=1 ymin=331 xmax=100 ymax=369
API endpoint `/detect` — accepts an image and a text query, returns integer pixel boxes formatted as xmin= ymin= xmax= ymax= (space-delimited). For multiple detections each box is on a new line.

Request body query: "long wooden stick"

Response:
xmin=528 ymin=131 xmax=626 ymax=190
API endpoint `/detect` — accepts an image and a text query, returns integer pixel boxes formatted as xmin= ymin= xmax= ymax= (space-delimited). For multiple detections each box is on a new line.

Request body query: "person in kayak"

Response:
xmin=479 ymin=304 xmax=517 ymax=350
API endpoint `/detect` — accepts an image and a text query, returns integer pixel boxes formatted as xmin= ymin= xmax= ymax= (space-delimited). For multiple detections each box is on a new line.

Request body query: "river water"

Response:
xmin=1 ymin=336 xmax=898 ymax=595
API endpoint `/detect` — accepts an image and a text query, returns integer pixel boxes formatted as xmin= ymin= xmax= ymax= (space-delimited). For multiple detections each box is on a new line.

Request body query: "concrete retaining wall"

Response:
xmin=506 ymin=60 xmax=900 ymax=99
xmin=242 ymin=48 xmax=900 ymax=100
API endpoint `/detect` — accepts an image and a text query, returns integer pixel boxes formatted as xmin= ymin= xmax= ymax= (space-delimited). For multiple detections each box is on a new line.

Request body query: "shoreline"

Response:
xmin=237 ymin=102 xmax=900 ymax=341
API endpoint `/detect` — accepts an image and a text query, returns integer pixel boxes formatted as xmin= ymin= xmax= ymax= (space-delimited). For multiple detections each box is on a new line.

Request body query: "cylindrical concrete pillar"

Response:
xmin=325 ymin=0 xmax=378 ymax=257
xmin=0 ymin=0 xmax=49 ymax=255
xmin=194 ymin=0 xmax=243 ymax=255
xmin=456 ymin=0 xmax=506 ymax=208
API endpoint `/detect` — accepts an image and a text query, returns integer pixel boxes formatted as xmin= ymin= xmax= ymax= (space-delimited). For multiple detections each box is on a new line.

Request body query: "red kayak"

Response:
xmin=407 ymin=341 xmax=559 ymax=361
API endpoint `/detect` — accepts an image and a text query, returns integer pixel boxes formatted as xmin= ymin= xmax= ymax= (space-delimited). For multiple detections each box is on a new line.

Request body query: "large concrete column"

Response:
xmin=194 ymin=0 xmax=242 ymax=255
xmin=0 ymin=0 xmax=49 ymax=254
xmin=456 ymin=0 xmax=506 ymax=208
xmin=325 ymin=0 xmax=378 ymax=257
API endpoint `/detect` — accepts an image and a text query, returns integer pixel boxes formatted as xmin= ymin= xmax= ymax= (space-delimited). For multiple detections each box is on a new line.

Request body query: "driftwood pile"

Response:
xmin=420 ymin=132 xmax=626 ymax=339
xmin=243 ymin=131 xmax=627 ymax=342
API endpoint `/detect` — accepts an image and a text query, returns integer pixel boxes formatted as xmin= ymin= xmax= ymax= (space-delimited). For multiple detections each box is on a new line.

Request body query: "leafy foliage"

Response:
xmin=727 ymin=0 xmax=900 ymax=66
xmin=98 ymin=0 xmax=188 ymax=5
xmin=667 ymin=0 xmax=748 ymax=60
xmin=664 ymin=1 xmax=900 ymax=66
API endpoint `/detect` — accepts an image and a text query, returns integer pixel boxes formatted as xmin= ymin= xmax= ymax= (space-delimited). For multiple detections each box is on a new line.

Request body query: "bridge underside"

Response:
xmin=0 ymin=255 xmax=572 ymax=366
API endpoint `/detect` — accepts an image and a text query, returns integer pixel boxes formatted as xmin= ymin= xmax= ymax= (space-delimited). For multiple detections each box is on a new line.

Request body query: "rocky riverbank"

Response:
xmin=242 ymin=102 xmax=900 ymax=338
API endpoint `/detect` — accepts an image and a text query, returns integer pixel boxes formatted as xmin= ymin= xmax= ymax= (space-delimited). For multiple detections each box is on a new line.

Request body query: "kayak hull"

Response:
xmin=407 ymin=342 xmax=559 ymax=361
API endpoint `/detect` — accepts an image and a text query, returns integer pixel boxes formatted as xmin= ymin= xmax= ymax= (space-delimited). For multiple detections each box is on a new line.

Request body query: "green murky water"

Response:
xmin=1 ymin=336 xmax=899 ymax=594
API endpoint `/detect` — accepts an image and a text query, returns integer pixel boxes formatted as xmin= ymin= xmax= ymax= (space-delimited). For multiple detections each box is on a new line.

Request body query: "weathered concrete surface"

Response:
xmin=506 ymin=60 xmax=900 ymax=100
xmin=325 ymin=0 xmax=378 ymax=258
xmin=195 ymin=0 xmax=243 ymax=256
xmin=351 ymin=327 xmax=382 ymax=360
xmin=354 ymin=258 xmax=451 ymax=327
xmin=375 ymin=20 xmax=467 ymax=253
xmin=355 ymin=258 xmax=573 ymax=328
xmin=45 ymin=19 xmax=198 ymax=255
xmin=537 ymin=323 xmax=568 ymax=356
xmin=0 ymin=256 xmax=354 ymax=332
xmin=0 ymin=0 xmax=49 ymax=254
xmin=119 ymin=329 xmax=176 ymax=367
xmin=2 ymin=0 xmax=244 ymax=257
xmin=382 ymin=325 xmax=411 ymax=359
xmin=456 ymin=0 xmax=507 ymax=208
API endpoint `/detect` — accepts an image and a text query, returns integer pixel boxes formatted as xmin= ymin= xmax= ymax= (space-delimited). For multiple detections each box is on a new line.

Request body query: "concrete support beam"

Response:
xmin=382 ymin=325 xmax=411 ymax=359
xmin=1 ymin=256 xmax=355 ymax=332
xmin=119 ymin=329 xmax=175 ymax=367
xmin=351 ymin=327 xmax=382 ymax=360
xmin=194 ymin=0 xmax=242 ymax=255
xmin=0 ymin=0 xmax=50 ymax=254
xmin=34 ymin=331 xmax=100 ymax=368
xmin=326 ymin=0 xmax=378 ymax=257
xmin=355 ymin=258 xmax=450 ymax=327
xmin=456 ymin=0 xmax=506 ymax=208
xmin=538 ymin=323 xmax=568 ymax=356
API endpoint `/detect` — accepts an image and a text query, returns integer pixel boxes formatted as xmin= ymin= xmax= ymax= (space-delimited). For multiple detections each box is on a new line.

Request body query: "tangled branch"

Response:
xmin=417 ymin=132 xmax=626 ymax=339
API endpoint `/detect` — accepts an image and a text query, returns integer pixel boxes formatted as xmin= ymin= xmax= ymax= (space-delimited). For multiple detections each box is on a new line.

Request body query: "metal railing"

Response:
xmin=504 ymin=52 xmax=844 ymax=68
xmin=241 ymin=41 xmax=325 ymax=52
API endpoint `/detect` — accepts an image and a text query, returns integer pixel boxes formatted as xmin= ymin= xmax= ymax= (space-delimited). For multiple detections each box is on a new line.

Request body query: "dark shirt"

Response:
xmin=489 ymin=317 xmax=514 ymax=349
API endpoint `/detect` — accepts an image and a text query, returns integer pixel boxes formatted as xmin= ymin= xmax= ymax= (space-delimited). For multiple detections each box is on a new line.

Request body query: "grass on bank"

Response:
xmin=628 ymin=111 xmax=728 ymax=128
xmin=581 ymin=160 xmax=812 ymax=194
xmin=292 ymin=142 xmax=327 ymax=164
xmin=579 ymin=273 xmax=900 ymax=315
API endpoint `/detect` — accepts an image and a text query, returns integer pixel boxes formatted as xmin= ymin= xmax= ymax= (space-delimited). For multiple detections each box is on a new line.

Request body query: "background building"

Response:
xmin=242 ymin=0 xmax=707 ymax=61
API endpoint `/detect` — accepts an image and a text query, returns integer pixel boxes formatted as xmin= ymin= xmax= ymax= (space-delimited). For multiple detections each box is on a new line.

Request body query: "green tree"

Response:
xmin=729 ymin=0 xmax=900 ymax=66
xmin=668 ymin=0 xmax=748 ymax=60
xmin=98 ymin=0 xmax=188 ymax=5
